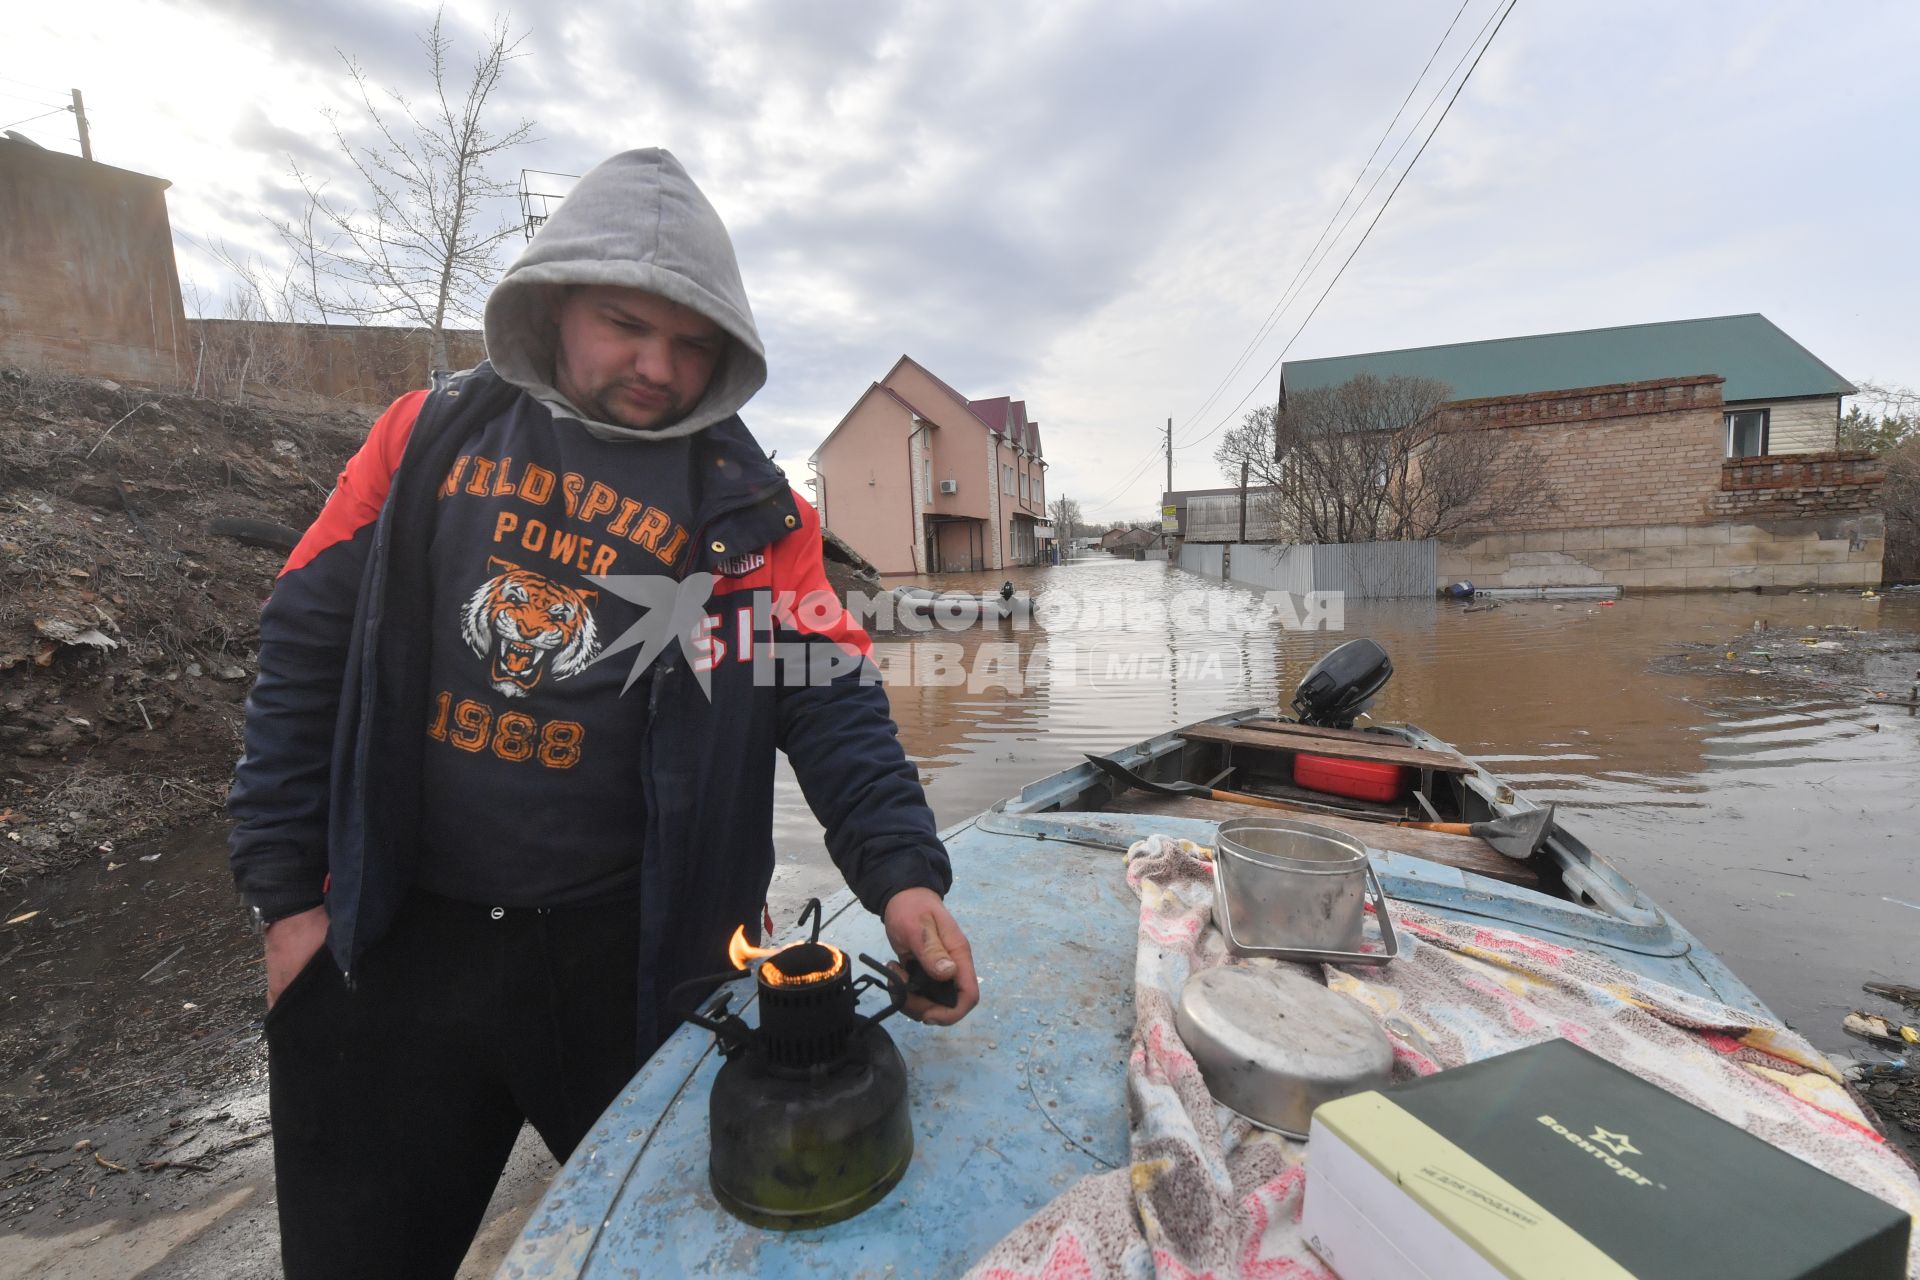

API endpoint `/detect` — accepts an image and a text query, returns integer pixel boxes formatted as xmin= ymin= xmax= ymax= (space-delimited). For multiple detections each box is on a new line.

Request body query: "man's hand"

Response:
xmin=881 ymin=887 xmax=978 ymax=1026
xmin=263 ymin=905 xmax=330 ymax=1009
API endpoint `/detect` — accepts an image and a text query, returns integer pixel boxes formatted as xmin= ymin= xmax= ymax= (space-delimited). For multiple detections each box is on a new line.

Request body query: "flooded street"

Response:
xmin=777 ymin=555 xmax=1920 ymax=1055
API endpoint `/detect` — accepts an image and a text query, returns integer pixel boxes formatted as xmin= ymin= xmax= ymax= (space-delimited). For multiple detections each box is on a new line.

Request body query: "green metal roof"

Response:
xmin=1280 ymin=314 xmax=1855 ymax=405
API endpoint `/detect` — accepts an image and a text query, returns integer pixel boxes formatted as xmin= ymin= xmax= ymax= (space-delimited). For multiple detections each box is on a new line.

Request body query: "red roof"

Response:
xmin=968 ymin=395 xmax=1012 ymax=436
xmin=874 ymin=382 xmax=941 ymax=423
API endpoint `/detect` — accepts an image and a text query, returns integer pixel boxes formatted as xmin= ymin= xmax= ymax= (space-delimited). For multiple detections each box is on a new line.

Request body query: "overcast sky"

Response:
xmin=12 ymin=1 xmax=1918 ymax=519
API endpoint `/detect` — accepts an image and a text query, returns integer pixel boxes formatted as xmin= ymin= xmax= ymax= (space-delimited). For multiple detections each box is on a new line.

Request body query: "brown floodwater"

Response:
xmin=771 ymin=556 xmax=1920 ymax=1055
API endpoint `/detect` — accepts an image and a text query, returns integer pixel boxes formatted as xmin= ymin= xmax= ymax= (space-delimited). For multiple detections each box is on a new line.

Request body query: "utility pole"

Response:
xmin=1163 ymin=416 xmax=1173 ymax=548
xmin=1238 ymin=459 xmax=1250 ymax=543
xmin=70 ymin=89 xmax=92 ymax=161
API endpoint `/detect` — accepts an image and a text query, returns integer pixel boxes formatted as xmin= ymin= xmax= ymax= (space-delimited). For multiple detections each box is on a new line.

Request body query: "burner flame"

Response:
xmin=725 ymin=926 xmax=847 ymax=988
xmin=762 ymin=945 xmax=846 ymax=988
xmin=727 ymin=925 xmax=781 ymax=971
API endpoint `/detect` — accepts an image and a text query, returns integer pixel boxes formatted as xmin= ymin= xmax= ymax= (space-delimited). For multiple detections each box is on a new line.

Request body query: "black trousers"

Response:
xmin=266 ymin=891 xmax=641 ymax=1280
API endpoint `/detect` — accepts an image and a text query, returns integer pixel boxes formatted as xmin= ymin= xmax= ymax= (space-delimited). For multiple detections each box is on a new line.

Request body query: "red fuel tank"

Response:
xmin=1292 ymin=753 xmax=1409 ymax=804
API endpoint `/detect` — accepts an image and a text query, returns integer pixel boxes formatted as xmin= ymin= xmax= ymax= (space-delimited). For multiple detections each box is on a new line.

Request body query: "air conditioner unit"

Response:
xmin=938 ymin=479 xmax=959 ymax=495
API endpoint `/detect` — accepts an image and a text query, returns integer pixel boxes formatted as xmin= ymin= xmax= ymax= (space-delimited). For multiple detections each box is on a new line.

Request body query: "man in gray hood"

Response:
xmin=230 ymin=149 xmax=977 ymax=1278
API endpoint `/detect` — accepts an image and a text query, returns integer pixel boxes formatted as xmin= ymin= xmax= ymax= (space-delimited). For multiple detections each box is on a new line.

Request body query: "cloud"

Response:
xmin=17 ymin=0 xmax=1920 ymax=517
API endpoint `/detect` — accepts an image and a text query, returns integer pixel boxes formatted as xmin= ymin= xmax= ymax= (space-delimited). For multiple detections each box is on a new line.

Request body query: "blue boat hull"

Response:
xmin=501 ymin=714 xmax=1772 ymax=1277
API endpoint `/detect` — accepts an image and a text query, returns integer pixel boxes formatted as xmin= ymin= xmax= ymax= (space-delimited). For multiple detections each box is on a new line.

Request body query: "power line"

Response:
xmin=1086 ymin=4 xmax=1480 ymax=516
xmin=1169 ymin=0 xmax=1474 ymax=444
xmin=1178 ymin=0 xmax=1520 ymax=452
xmin=1082 ymin=0 xmax=1518 ymax=516
xmin=0 ymin=89 xmax=67 ymax=111
xmin=1081 ymin=443 xmax=1169 ymax=514
xmin=0 ymin=106 xmax=67 ymax=133
xmin=1175 ymin=0 xmax=1505 ymax=454
xmin=0 ymin=72 xmax=67 ymax=97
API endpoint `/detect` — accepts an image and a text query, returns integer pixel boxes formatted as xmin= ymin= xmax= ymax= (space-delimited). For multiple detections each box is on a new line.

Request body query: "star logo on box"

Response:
xmin=1587 ymin=1128 xmax=1639 ymax=1158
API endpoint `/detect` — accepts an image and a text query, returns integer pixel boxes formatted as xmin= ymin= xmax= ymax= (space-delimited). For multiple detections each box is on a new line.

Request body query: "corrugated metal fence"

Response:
xmin=1176 ymin=540 xmax=1435 ymax=599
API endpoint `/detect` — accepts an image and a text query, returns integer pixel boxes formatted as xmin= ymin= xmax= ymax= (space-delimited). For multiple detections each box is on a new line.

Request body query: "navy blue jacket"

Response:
xmin=228 ymin=365 xmax=951 ymax=1048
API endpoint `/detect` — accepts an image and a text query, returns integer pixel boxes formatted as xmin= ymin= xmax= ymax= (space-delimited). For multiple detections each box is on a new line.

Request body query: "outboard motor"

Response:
xmin=1292 ymin=638 xmax=1393 ymax=729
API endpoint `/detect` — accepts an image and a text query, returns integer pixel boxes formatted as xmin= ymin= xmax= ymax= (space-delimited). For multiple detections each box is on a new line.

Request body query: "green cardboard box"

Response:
xmin=1303 ymin=1038 xmax=1911 ymax=1279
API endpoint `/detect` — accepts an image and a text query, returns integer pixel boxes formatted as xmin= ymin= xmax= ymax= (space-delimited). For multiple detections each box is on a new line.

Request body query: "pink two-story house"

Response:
xmin=809 ymin=355 xmax=1053 ymax=575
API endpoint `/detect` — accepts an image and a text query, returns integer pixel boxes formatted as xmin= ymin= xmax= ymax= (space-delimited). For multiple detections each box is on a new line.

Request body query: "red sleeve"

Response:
xmin=768 ymin=490 xmax=872 ymax=658
xmin=279 ymin=391 xmax=428 ymax=577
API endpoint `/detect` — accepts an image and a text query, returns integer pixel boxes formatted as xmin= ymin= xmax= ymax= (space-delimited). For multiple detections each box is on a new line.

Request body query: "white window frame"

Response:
xmin=1725 ymin=409 xmax=1770 ymax=459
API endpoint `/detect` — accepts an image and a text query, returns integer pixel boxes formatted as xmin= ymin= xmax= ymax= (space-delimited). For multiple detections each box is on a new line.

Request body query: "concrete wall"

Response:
xmin=1440 ymin=515 xmax=1884 ymax=591
xmin=185 ymin=319 xmax=484 ymax=406
xmin=0 ymin=142 xmax=187 ymax=385
xmin=1179 ymin=539 xmax=1434 ymax=598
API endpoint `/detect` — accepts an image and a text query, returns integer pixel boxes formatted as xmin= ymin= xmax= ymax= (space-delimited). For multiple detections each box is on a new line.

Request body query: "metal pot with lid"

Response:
xmin=1174 ymin=963 xmax=1393 ymax=1138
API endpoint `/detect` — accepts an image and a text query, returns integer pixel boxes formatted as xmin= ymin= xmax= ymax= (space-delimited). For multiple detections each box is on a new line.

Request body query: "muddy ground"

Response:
xmin=0 ymin=372 xmax=371 ymax=1271
xmin=1654 ymin=615 xmax=1920 ymax=705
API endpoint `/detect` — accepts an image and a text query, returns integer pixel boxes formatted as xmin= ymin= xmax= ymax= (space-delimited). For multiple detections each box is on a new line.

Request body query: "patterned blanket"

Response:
xmin=964 ymin=835 xmax=1920 ymax=1280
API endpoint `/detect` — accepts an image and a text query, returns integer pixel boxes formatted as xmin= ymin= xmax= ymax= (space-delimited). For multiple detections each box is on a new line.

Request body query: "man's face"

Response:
xmin=550 ymin=285 xmax=726 ymax=431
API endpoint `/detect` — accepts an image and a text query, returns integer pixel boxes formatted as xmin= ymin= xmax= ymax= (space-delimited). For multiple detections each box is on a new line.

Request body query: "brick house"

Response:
xmin=1278 ymin=314 xmax=1883 ymax=590
xmin=809 ymin=356 xmax=1053 ymax=575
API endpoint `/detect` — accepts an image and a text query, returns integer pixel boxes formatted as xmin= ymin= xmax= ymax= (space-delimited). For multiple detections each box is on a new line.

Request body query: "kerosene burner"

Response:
xmin=677 ymin=900 xmax=951 ymax=1231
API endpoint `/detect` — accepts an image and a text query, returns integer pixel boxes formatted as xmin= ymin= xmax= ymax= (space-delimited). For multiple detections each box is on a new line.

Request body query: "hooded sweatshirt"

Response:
xmin=483 ymin=148 xmax=767 ymax=442
xmin=415 ymin=149 xmax=765 ymax=906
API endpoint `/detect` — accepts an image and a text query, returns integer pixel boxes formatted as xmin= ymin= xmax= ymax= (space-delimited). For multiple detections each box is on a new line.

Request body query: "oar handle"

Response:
xmin=1209 ymin=788 xmax=1313 ymax=813
xmin=1393 ymin=820 xmax=1472 ymax=835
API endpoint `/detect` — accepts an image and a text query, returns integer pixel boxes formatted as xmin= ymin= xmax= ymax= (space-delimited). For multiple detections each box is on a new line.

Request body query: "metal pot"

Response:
xmin=1174 ymin=964 xmax=1394 ymax=1138
xmin=1213 ymin=817 xmax=1398 ymax=964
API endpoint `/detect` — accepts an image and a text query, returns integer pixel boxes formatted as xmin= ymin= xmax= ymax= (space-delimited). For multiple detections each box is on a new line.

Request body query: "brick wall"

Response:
xmin=1439 ymin=376 xmax=1730 ymax=533
xmin=1711 ymin=451 xmax=1884 ymax=520
xmin=0 ymin=143 xmax=187 ymax=386
xmin=1438 ymin=375 xmax=1725 ymax=431
xmin=185 ymin=319 xmax=487 ymax=406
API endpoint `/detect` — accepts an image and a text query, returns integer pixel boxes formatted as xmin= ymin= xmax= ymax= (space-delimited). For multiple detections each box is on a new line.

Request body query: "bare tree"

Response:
xmin=1048 ymin=493 xmax=1084 ymax=540
xmin=186 ymin=243 xmax=307 ymax=403
xmin=1840 ymin=382 xmax=1920 ymax=455
xmin=279 ymin=8 xmax=534 ymax=370
xmin=1233 ymin=375 xmax=1554 ymax=545
xmin=1212 ymin=404 xmax=1275 ymax=485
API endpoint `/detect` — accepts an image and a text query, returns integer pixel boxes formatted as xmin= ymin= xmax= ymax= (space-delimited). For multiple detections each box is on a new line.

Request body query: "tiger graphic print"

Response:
xmin=460 ymin=557 xmax=601 ymax=697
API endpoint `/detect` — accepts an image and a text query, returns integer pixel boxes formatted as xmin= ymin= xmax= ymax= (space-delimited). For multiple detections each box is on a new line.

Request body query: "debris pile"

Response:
xmin=1656 ymin=621 xmax=1920 ymax=705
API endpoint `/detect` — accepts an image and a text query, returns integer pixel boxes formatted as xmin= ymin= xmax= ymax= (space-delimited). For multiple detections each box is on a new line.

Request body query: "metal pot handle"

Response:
xmin=1212 ymin=858 xmax=1401 ymax=965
